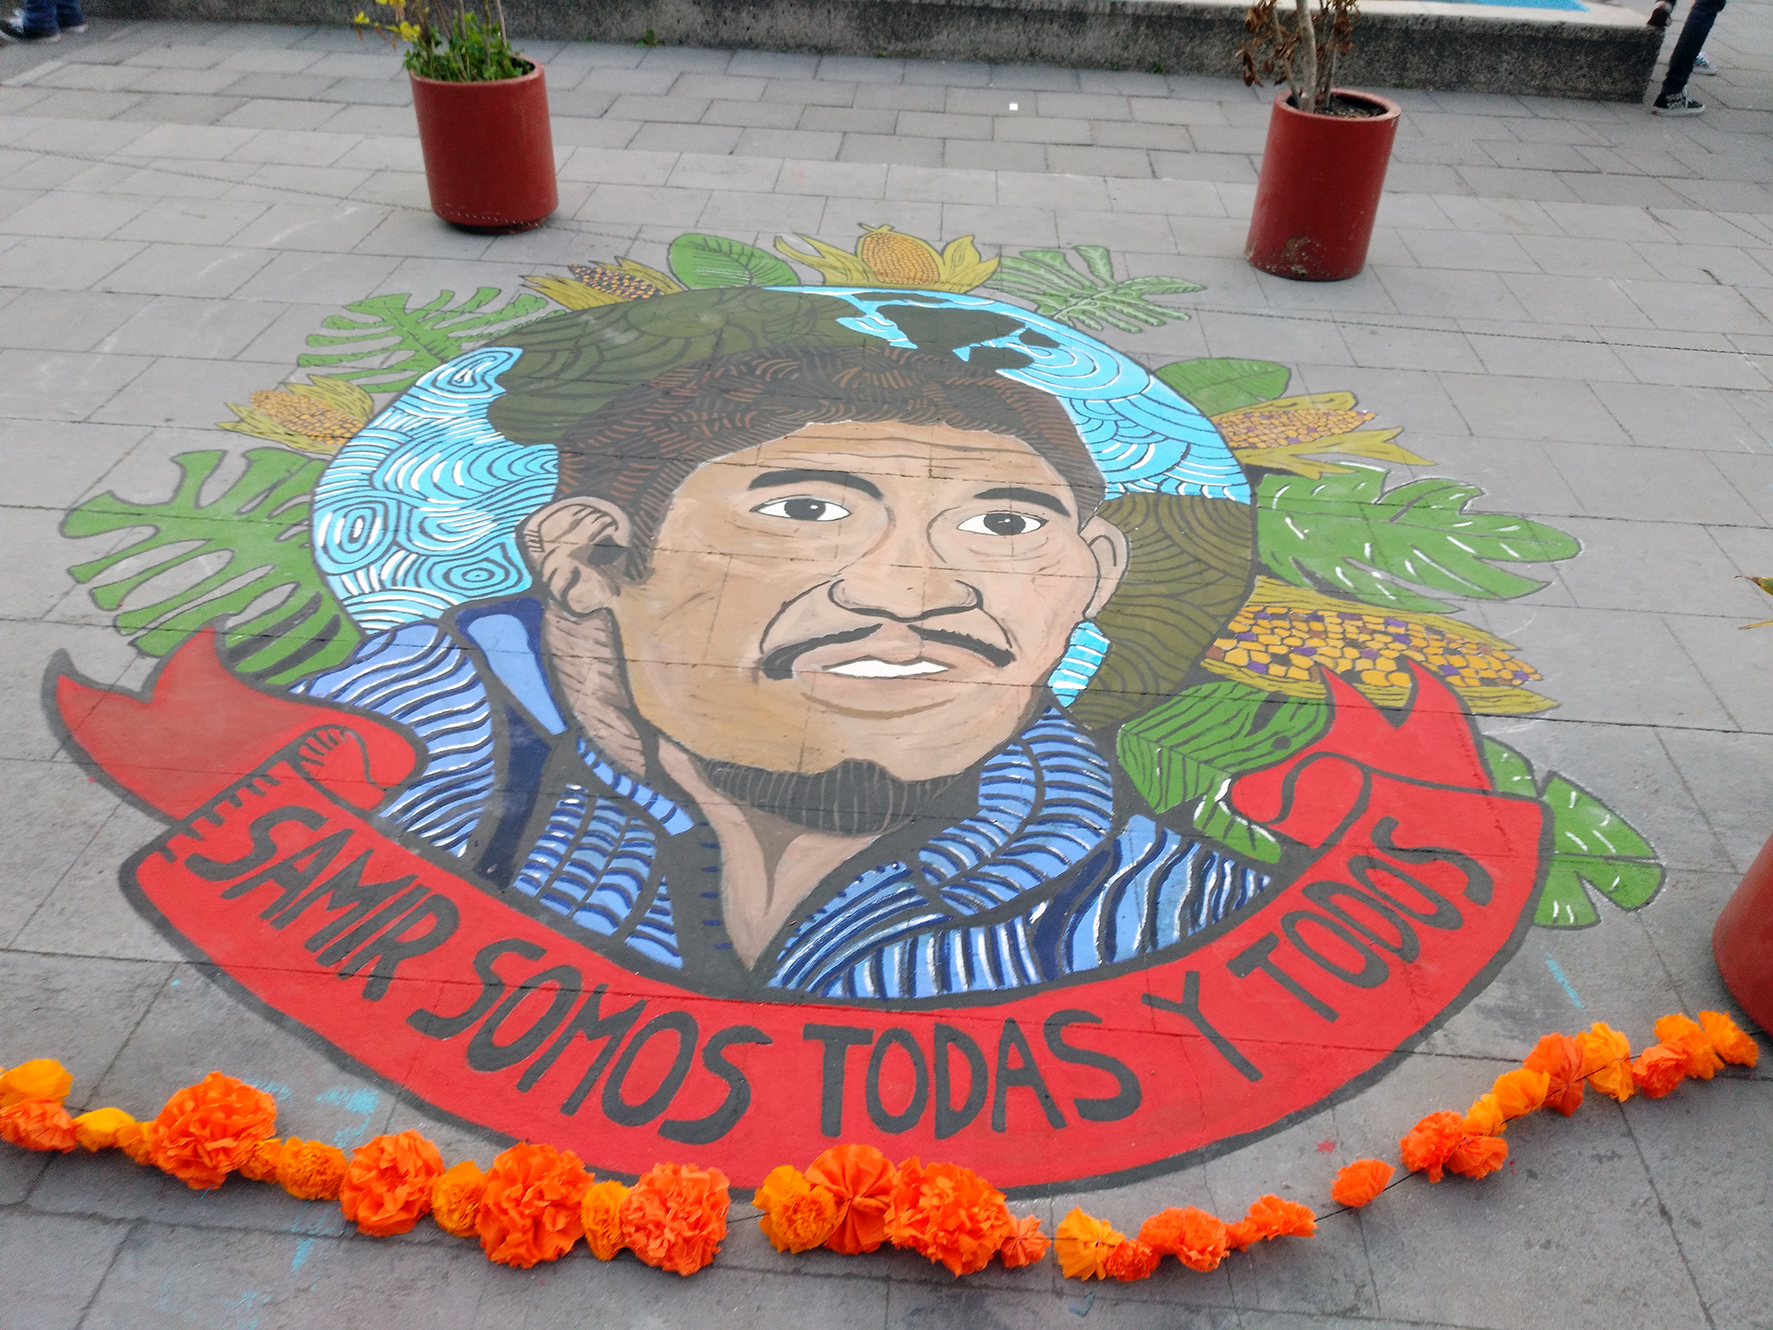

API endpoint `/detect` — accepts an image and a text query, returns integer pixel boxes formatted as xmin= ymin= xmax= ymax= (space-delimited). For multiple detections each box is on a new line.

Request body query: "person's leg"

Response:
xmin=1660 ymin=0 xmax=1727 ymax=98
xmin=55 ymin=0 xmax=87 ymax=31
xmin=0 ymin=0 xmax=60 ymax=38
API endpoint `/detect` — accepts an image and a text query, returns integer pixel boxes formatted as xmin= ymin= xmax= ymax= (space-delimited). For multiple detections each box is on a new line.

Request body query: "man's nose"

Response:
xmin=828 ymin=531 xmax=980 ymax=622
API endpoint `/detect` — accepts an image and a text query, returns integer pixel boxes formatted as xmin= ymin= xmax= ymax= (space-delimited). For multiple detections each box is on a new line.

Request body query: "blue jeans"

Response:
xmin=1660 ymin=0 xmax=1725 ymax=97
xmin=17 ymin=0 xmax=85 ymax=34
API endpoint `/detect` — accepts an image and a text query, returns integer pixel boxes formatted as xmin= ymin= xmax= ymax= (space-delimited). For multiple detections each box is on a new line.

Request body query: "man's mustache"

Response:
xmin=760 ymin=624 xmax=1015 ymax=681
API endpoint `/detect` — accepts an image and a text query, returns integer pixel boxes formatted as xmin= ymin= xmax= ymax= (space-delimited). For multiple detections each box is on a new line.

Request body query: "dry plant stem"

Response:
xmin=1295 ymin=0 xmax=1318 ymax=111
xmin=1272 ymin=6 xmax=1297 ymax=105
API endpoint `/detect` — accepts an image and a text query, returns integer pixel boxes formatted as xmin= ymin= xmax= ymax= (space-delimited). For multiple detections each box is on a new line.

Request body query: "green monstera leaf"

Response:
xmin=983 ymin=245 xmax=1203 ymax=333
xmin=1155 ymin=358 xmax=1291 ymax=417
xmin=668 ymin=233 xmax=800 ymax=290
xmin=1484 ymin=739 xmax=1663 ymax=928
xmin=1257 ymin=464 xmax=1581 ymax=613
xmin=298 ymin=287 xmax=549 ymax=395
xmin=63 ymin=448 xmax=360 ymax=687
xmin=1119 ymin=681 xmax=1329 ymax=864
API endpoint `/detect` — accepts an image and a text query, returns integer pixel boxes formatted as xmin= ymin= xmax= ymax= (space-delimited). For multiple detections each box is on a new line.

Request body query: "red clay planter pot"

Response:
xmin=410 ymin=63 xmax=557 ymax=232
xmin=1246 ymin=90 xmax=1401 ymax=282
xmin=1714 ymin=832 xmax=1773 ymax=1036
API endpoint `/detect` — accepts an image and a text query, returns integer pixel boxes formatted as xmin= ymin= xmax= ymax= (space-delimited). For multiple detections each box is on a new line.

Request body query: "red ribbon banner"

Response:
xmin=54 ymin=634 xmax=1546 ymax=1190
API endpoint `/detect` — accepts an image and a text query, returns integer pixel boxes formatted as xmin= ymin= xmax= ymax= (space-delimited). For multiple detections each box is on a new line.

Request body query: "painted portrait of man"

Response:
xmin=48 ymin=268 xmax=1591 ymax=1184
xmin=300 ymin=287 xmax=1268 ymax=1001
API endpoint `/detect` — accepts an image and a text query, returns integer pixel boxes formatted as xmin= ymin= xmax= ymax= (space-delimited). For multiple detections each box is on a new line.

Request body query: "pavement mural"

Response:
xmin=45 ymin=227 xmax=1665 ymax=1192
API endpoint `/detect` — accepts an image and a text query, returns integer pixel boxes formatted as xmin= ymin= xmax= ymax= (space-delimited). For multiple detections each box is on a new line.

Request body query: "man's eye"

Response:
xmin=752 ymin=496 xmax=851 ymax=522
xmin=958 ymin=511 xmax=1046 ymax=536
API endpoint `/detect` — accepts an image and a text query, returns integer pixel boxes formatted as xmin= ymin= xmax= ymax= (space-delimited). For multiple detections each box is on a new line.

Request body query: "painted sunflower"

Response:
xmin=775 ymin=224 xmax=998 ymax=293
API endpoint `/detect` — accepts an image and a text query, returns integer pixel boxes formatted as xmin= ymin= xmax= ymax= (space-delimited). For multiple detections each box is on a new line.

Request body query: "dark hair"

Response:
xmin=554 ymin=343 xmax=1103 ymax=581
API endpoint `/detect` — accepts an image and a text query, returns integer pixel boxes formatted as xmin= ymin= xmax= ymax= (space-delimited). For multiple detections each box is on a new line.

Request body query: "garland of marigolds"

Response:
xmin=0 ymin=1008 xmax=1757 ymax=1279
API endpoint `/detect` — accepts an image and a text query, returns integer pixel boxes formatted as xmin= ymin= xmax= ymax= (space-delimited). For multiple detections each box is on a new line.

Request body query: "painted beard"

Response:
xmin=696 ymin=757 xmax=970 ymax=836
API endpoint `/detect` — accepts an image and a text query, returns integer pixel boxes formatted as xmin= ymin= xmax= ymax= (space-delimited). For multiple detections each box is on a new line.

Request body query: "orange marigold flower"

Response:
xmin=755 ymin=1164 xmax=840 ymax=1254
xmin=431 ymin=1160 xmax=486 ymax=1238
xmin=997 ymin=1214 xmax=1049 ymax=1269
xmin=71 ymin=1107 xmax=135 ymax=1153
xmin=1464 ymin=1093 xmax=1506 ymax=1137
xmin=1244 ymin=1194 xmax=1316 ymax=1240
xmin=1631 ymin=1043 xmax=1687 ymax=1099
xmin=0 ymin=1058 xmax=74 ymax=1109
xmin=582 ymin=1179 xmax=629 ymax=1260
xmin=1446 ymin=1135 xmax=1508 ymax=1181
xmin=1055 ymin=1207 xmax=1123 ymax=1280
xmin=476 ymin=1142 xmax=592 ymax=1268
xmin=619 ymin=1162 xmax=730 ymax=1276
xmin=339 ymin=1130 xmax=444 ymax=1236
xmin=1491 ymin=1068 xmax=1550 ymax=1120
xmin=278 ymin=1139 xmax=348 ymax=1202
xmin=1105 ymin=1237 xmax=1160 ymax=1281
xmin=1523 ymin=1033 xmax=1585 ymax=1116
xmin=1224 ymin=1219 xmax=1259 ymax=1252
xmin=0 ymin=1099 xmax=77 ymax=1152
xmin=150 ymin=1072 xmax=278 ymax=1190
xmin=1139 ymin=1205 xmax=1230 ymax=1271
xmin=1399 ymin=1110 xmax=1467 ymax=1182
xmin=238 ymin=1137 xmax=284 ymax=1183
xmin=115 ymin=1119 xmax=157 ymax=1165
xmin=884 ymin=1157 xmax=1014 ymax=1277
xmin=1654 ymin=1014 xmax=1724 ymax=1081
xmin=1699 ymin=1011 xmax=1759 ymax=1067
xmin=1329 ymin=1159 xmax=1394 ymax=1209
xmin=805 ymin=1143 xmax=897 ymax=1255
xmin=1578 ymin=1022 xmax=1635 ymax=1102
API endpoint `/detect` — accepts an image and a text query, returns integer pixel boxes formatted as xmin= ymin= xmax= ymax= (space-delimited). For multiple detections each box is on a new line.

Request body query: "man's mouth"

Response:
xmin=760 ymin=624 xmax=1014 ymax=681
xmin=822 ymin=658 xmax=949 ymax=678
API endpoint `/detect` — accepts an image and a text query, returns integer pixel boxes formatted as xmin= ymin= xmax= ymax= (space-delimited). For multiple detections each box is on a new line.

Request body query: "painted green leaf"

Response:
xmin=1483 ymin=739 xmax=1663 ymax=928
xmin=1481 ymin=737 xmax=1538 ymax=797
xmin=983 ymin=246 xmax=1203 ymax=333
xmin=1119 ymin=681 xmax=1329 ymax=864
xmin=1542 ymin=775 xmax=1656 ymax=861
xmin=1258 ymin=464 xmax=1582 ymax=613
xmin=1536 ymin=860 xmax=1603 ymax=928
xmin=298 ymin=287 xmax=549 ymax=395
xmin=63 ymin=448 xmax=360 ymax=687
xmin=1155 ymin=358 xmax=1291 ymax=417
xmin=1192 ymin=779 xmax=1284 ymax=865
xmin=668 ymin=233 xmax=800 ymax=290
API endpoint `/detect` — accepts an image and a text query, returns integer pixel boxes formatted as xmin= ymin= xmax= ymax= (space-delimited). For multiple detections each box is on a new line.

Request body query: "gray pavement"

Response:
xmin=2 ymin=7 xmax=1772 ymax=1330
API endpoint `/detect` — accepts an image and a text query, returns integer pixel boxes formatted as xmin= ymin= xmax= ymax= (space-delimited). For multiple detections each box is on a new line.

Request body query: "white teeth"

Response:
xmin=823 ymin=658 xmax=949 ymax=678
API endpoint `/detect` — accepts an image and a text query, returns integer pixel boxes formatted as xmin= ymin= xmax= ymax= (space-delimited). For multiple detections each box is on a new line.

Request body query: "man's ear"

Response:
xmin=519 ymin=496 xmax=635 ymax=618
xmin=1080 ymin=514 xmax=1130 ymax=619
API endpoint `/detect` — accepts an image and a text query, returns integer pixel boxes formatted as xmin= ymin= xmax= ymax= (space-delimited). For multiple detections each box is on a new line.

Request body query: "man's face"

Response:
xmin=584 ymin=420 xmax=1126 ymax=782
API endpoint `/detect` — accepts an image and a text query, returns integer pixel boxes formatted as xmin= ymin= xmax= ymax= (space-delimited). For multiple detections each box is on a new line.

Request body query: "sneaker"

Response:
xmin=1652 ymin=89 xmax=1705 ymax=115
xmin=1692 ymin=51 xmax=1718 ymax=75
xmin=0 ymin=17 xmax=58 ymax=40
xmin=4 ymin=7 xmax=79 ymax=31
xmin=1648 ymin=0 xmax=1673 ymax=26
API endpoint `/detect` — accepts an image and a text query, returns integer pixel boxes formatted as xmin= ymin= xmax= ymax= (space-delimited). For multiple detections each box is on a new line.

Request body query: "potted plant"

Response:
xmin=357 ymin=0 xmax=557 ymax=232
xmin=1238 ymin=0 xmax=1398 ymax=281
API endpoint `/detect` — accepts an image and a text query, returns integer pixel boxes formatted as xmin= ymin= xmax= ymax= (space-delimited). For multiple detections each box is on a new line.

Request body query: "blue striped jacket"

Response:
xmin=294 ymin=597 xmax=1270 ymax=1003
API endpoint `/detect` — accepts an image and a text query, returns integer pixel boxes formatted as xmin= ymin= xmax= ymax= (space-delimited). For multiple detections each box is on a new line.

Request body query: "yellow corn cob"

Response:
xmin=1212 ymin=407 xmax=1376 ymax=450
xmin=1204 ymin=579 xmax=1552 ymax=713
xmin=856 ymin=225 xmax=942 ymax=286
xmin=247 ymin=391 xmax=363 ymax=447
xmin=568 ymin=263 xmax=664 ymax=301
